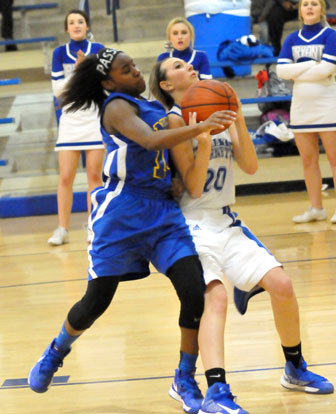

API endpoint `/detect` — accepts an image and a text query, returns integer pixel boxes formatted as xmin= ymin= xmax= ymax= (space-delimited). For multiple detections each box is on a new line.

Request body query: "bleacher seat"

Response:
xmin=0 ymin=78 xmax=21 ymax=86
xmin=13 ymin=3 xmax=59 ymax=37
xmin=0 ymin=37 xmax=56 ymax=73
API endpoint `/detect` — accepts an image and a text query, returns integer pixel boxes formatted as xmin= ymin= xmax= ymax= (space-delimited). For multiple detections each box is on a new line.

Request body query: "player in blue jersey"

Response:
xmin=150 ymin=56 xmax=334 ymax=414
xmin=157 ymin=17 xmax=212 ymax=80
xmin=48 ymin=10 xmax=106 ymax=246
xmin=28 ymin=48 xmax=235 ymax=411
xmin=277 ymin=0 xmax=336 ymax=223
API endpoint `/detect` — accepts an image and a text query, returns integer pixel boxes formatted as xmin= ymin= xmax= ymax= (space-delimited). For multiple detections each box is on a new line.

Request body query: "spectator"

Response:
xmin=267 ymin=0 xmax=299 ymax=56
xmin=0 ymin=0 xmax=17 ymax=51
xmin=277 ymin=0 xmax=336 ymax=223
xmin=157 ymin=16 xmax=212 ymax=80
xmin=48 ymin=9 xmax=105 ymax=245
xmin=250 ymin=0 xmax=274 ymax=44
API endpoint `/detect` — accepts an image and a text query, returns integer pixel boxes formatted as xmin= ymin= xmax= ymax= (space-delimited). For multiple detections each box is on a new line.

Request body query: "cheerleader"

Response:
xmin=157 ymin=17 xmax=212 ymax=80
xmin=277 ymin=0 xmax=336 ymax=223
xmin=48 ymin=9 xmax=105 ymax=245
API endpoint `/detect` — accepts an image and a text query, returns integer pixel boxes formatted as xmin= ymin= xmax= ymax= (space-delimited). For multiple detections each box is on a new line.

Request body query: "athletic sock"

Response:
xmin=205 ymin=368 xmax=226 ymax=387
xmin=53 ymin=323 xmax=81 ymax=354
xmin=282 ymin=343 xmax=302 ymax=368
xmin=178 ymin=351 xmax=198 ymax=375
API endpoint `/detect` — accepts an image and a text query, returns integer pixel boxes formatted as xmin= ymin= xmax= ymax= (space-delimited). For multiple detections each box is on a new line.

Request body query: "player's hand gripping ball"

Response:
xmin=181 ymin=80 xmax=238 ymax=135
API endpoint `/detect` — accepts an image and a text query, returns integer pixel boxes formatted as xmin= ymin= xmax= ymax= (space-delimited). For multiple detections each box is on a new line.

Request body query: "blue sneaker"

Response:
xmin=281 ymin=357 xmax=334 ymax=394
xmin=28 ymin=339 xmax=71 ymax=393
xmin=199 ymin=383 xmax=249 ymax=414
xmin=169 ymin=369 xmax=204 ymax=414
xmin=233 ymin=285 xmax=265 ymax=315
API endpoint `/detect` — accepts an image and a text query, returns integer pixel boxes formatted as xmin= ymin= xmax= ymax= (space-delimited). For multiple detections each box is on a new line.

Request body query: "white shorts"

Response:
xmin=185 ymin=208 xmax=281 ymax=291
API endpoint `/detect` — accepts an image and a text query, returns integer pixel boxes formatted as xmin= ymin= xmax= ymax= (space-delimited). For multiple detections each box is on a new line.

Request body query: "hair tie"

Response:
xmin=96 ymin=48 xmax=121 ymax=77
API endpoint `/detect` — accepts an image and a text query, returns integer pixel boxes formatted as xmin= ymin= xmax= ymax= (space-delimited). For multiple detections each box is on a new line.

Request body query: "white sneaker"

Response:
xmin=48 ymin=226 xmax=69 ymax=245
xmin=292 ymin=207 xmax=327 ymax=224
xmin=331 ymin=210 xmax=336 ymax=224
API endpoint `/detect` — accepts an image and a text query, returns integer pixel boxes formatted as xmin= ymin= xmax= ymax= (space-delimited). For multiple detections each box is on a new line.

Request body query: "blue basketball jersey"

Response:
xmin=100 ymin=93 xmax=172 ymax=196
xmin=88 ymin=94 xmax=197 ymax=281
xmin=51 ymin=39 xmax=105 ymax=123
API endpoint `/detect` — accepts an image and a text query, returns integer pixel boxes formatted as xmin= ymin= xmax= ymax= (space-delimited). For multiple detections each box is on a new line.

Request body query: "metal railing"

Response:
xmin=79 ymin=0 xmax=120 ymax=42
xmin=79 ymin=0 xmax=90 ymax=15
xmin=106 ymin=0 xmax=120 ymax=42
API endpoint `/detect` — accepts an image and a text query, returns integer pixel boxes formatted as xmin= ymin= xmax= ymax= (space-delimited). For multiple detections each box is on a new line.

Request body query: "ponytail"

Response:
xmin=60 ymin=55 xmax=107 ymax=113
xmin=149 ymin=59 xmax=175 ymax=110
xmin=61 ymin=48 xmax=122 ymax=113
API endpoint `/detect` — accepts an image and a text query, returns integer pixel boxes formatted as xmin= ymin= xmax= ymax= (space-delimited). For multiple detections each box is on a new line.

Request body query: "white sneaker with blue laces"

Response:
xmin=281 ymin=357 xmax=334 ymax=394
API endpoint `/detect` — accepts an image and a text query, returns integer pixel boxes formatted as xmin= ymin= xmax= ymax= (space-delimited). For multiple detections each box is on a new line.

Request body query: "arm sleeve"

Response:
xmin=278 ymin=32 xmax=294 ymax=61
xmin=276 ymin=31 xmax=317 ymax=79
xmin=321 ymin=29 xmax=336 ymax=65
xmin=294 ymin=60 xmax=336 ymax=81
xmin=51 ymin=47 xmax=70 ymax=98
xmin=52 ymin=78 xmax=72 ymax=98
xmin=290 ymin=30 xmax=336 ymax=81
xmin=276 ymin=60 xmax=317 ymax=79
xmin=198 ymin=51 xmax=213 ymax=80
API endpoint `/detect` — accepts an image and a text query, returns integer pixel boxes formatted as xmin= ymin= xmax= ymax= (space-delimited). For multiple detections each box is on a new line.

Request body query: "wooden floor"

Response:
xmin=1 ymin=190 xmax=336 ymax=414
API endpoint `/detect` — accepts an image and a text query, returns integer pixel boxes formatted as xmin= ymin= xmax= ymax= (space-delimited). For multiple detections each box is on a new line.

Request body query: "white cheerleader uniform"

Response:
xmin=51 ymin=38 xmax=105 ymax=151
xmin=169 ymin=105 xmax=281 ymax=291
xmin=277 ymin=23 xmax=336 ymax=132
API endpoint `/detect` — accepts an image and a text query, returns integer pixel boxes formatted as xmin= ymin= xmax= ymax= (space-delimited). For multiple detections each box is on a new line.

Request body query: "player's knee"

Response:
xmin=178 ymin=272 xmax=205 ymax=329
xmin=205 ymin=281 xmax=228 ymax=316
xmin=179 ymin=291 xmax=204 ymax=329
xmin=268 ymin=272 xmax=294 ymax=301
xmin=87 ymin=171 xmax=101 ymax=186
xmin=276 ymin=276 xmax=294 ymax=300
xmin=68 ymin=293 xmax=111 ymax=330
xmin=167 ymin=256 xmax=205 ymax=329
xmin=68 ymin=277 xmax=118 ymax=330
xmin=59 ymin=172 xmax=75 ymax=188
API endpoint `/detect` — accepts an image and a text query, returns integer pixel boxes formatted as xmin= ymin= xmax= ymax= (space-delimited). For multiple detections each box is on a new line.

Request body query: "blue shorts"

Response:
xmin=87 ymin=184 xmax=197 ymax=281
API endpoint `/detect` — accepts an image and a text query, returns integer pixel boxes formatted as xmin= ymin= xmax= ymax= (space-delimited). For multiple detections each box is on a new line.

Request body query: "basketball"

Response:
xmin=181 ymin=80 xmax=238 ymax=134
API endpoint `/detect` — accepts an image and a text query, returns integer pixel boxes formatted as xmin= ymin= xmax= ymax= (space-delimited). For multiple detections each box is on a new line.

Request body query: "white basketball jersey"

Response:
xmin=169 ymin=105 xmax=236 ymax=215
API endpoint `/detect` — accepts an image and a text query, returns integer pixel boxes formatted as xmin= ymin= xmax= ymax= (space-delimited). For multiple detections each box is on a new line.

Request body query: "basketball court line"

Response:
xmin=1 ymin=376 xmax=70 ymax=388
xmin=0 ymin=278 xmax=86 ymax=290
xmin=0 ymin=252 xmax=335 ymax=291
xmin=2 ymin=362 xmax=335 ymax=391
xmin=0 ymin=252 xmax=334 ymax=292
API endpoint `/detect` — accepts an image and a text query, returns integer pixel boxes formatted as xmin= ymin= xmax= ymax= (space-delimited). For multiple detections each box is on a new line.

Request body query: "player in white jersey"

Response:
xmin=276 ymin=0 xmax=336 ymax=223
xmin=150 ymin=57 xmax=334 ymax=414
xmin=48 ymin=9 xmax=105 ymax=246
